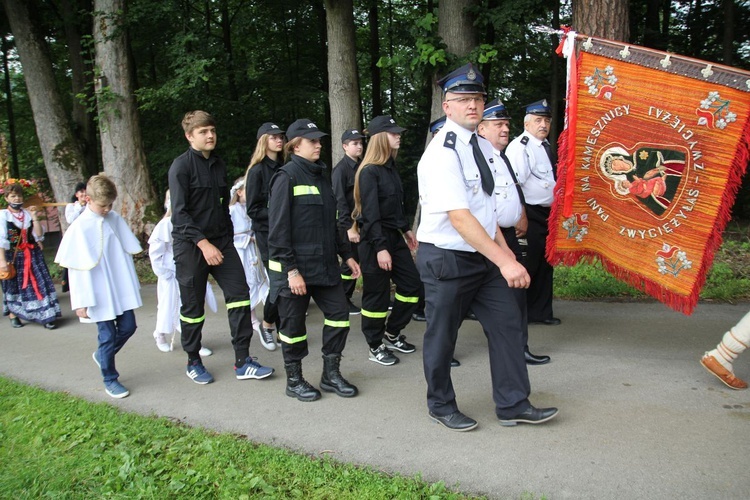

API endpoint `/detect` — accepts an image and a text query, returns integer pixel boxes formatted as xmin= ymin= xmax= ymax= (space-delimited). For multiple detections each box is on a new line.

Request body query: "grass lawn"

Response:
xmin=0 ymin=377 xmax=481 ymax=499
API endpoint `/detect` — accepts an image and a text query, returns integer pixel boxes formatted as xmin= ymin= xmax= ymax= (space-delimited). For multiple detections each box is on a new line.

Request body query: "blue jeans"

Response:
xmin=96 ymin=310 xmax=137 ymax=382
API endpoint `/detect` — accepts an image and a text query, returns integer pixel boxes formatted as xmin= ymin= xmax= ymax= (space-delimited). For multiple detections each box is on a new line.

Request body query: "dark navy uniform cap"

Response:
xmin=286 ymin=119 xmax=328 ymax=140
xmin=256 ymin=122 xmax=284 ymax=139
xmin=524 ymin=99 xmax=552 ymax=117
xmin=367 ymin=115 xmax=406 ymax=136
xmin=429 ymin=115 xmax=447 ymax=135
xmin=341 ymin=129 xmax=365 ymax=143
xmin=482 ymin=99 xmax=511 ymax=121
xmin=437 ymin=63 xmax=486 ymax=95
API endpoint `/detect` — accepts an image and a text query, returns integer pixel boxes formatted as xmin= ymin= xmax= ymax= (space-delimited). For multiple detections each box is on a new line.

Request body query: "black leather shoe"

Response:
xmin=429 ymin=410 xmax=478 ymax=432
xmin=465 ymin=310 xmax=478 ymax=321
xmin=10 ymin=317 xmax=23 ymax=328
xmin=529 ymin=317 xmax=561 ymax=326
xmin=499 ymin=405 xmax=558 ymax=427
xmin=411 ymin=312 xmax=426 ymax=322
xmin=525 ymin=348 xmax=550 ymax=365
xmin=44 ymin=322 xmax=57 ymax=330
xmin=450 ymin=358 xmax=461 ymax=367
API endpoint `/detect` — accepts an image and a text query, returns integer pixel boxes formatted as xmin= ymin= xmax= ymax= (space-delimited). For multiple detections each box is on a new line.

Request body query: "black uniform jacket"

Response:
xmin=267 ymin=154 xmax=353 ymax=300
xmin=331 ymin=155 xmax=359 ymax=232
xmin=168 ymin=147 xmax=231 ymax=244
xmin=357 ymin=158 xmax=410 ymax=252
xmin=245 ymin=155 xmax=282 ymax=235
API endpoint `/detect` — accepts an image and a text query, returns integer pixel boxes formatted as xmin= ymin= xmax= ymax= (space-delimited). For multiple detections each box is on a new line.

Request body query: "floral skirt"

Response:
xmin=2 ymin=246 xmax=61 ymax=325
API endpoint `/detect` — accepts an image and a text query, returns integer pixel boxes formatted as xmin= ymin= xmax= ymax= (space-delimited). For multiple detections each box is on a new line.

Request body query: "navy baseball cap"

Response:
xmin=367 ymin=115 xmax=406 ymax=136
xmin=429 ymin=116 xmax=447 ymax=134
xmin=482 ymin=99 xmax=511 ymax=121
xmin=256 ymin=122 xmax=283 ymax=139
xmin=286 ymin=119 xmax=328 ymax=140
xmin=524 ymin=99 xmax=552 ymax=117
xmin=437 ymin=63 xmax=486 ymax=95
xmin=341 ymin=129 xmax=365 ymax=143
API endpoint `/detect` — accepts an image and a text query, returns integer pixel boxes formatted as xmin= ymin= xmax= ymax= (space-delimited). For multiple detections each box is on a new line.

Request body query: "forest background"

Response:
xmin=2 ymin=0 xmax=750 ymax=237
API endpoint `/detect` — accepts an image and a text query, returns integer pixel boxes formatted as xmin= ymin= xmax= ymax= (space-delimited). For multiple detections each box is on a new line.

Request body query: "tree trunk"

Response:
xmin=2 ymin=0 xmax=87 ymax=207
xmin=722 ymin=0 xmax=734 ymax=66
xmin=58 ymin=0 xmax=99 ymax=178
xmin=1 ymin=35 xmax=19 ymax=177
xmin=426 ymin=0 xmax=478 ymax=140
xmin=220 ymin=0 xmax=239 ymax=102
xmin=368 ymin=0 xmax=382 ymax=118
xmin=550 ymin=1 xmax=563 ymax=149
xmin=93 ymin=0 xmax=156 ymax=236
xmin=325 ymin=0 xmax=361 ymax=167
xmin=415 ymin=0 xmax=479 ymax=233
xmin=572 ymin=0 xmax=630 ymax=41
xmin=644 ymin=0 xmax=666 ymax=49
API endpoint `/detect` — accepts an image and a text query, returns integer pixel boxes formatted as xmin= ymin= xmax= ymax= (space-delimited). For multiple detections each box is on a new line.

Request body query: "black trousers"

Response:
xmin=501 ymin=226 xmax=529 ymax=350
xmin=417 ymin=243 xmax=530 ymax=419
xmin=339 ymin=235 xmax=359 ymax=300
xmin=524 ymin=204 xmax=554 ymax=322
xmin=174 ymin=235 xmax=254 ymax=358
xmin=256 ymin=230 xmax=280 ymax=326
xmin=359 ymin=230 xmax=421 ymax=348
xmin=277 ymin=283 xmax=350 ymax=363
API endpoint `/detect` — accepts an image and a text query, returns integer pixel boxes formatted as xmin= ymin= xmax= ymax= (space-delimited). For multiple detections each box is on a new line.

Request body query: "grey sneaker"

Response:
xmin=384 ymin=334 xmax=416 ymax=353
xmin=369 ymin=344 xmax=399 ymax=366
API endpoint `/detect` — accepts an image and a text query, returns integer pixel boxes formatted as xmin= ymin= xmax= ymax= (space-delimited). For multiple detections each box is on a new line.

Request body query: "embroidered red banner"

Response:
xmin=551 ymin=36 xmax=750 ymax=314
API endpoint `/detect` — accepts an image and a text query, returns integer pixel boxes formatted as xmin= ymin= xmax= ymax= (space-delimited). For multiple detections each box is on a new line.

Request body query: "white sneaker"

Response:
xmin=155 ymin=333 xmax=171 ymax=352
xmin=259 ymin=327 xmax=277 ymax=351
xmin=199 ymin=346 xmax=213 ymax=357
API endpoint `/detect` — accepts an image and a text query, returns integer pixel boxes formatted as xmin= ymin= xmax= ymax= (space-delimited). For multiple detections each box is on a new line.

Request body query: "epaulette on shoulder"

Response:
xmin=520 ymin=136 xmax=529 ymax=145
xmin=443 ymin=131 xmax=457 ymax=150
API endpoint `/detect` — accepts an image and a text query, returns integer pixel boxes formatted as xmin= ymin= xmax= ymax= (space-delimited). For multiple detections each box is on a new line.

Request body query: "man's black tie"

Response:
xmin=469 ymin=133 xmax=494 ymax=195
xmin=542 ymin=140 xmax=557 ymax=180
xmin=499 ymin=151 xmax=526 ymax=205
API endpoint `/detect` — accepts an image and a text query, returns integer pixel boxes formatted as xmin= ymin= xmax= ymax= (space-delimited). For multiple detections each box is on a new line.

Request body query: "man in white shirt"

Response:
xmin=505 ymin=100 xmax=561 ymax=326
xmin=416 ymin=64 xmax=558 ymax=431
xmin=478 ymin=99 xmax=550 ymax=366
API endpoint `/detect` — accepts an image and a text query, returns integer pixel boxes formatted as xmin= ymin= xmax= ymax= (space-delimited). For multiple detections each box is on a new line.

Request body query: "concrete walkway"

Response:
xmin=2 ymin=285 xmax=749 ymax=499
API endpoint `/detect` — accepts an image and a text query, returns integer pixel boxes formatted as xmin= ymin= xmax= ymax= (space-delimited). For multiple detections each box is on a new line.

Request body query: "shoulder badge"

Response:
xmin=443 ymin=131 xmax=457 ymax=150
xmin=520 ymin=136 xmax=529 ymax=145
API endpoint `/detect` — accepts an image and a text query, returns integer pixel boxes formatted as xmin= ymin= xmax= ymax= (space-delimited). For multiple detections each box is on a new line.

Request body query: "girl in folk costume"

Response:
xmin=148 ymin=190 xmax=215 ymax=355
xmin=1 ymin=182 xmax=61 ymax=329
xmin=228 ymin=177 xmax=268 ymax=348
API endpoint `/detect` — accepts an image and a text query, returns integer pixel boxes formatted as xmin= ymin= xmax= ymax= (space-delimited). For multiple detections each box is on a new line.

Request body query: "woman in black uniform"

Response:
xmin=352 ymin=115 xmax=421 ymax=366
xmin=268 ymin=119 xmax=361 ymax=402
xmin=245 ymin=122 xmax=285 ymax=351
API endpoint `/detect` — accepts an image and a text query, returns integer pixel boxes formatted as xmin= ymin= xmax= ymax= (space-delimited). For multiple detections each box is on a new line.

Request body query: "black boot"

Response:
xmin=284 ymin=362 xmax=321 ymax=402
xmin=320 ymin=353 xmax=358 ymax=398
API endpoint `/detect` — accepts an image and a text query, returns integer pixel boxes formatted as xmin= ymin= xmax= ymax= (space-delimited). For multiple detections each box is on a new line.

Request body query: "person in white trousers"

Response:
xmin=701 ymin=310 xmax=749 ymax=390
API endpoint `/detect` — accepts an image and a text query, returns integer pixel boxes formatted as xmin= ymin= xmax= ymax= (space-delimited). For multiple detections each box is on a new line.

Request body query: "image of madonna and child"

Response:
xmin=599 ymin=145 xmax=686 ymax=216
xmin=1 ymin=182 xmax=61 ymax=329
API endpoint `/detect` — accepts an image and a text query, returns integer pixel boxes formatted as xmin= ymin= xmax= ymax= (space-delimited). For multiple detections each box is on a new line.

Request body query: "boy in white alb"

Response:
xmin=55 ymin=175 xmax=142 ymax=399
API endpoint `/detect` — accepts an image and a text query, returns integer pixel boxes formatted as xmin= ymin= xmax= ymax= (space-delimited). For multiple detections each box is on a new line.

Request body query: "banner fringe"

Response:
xmin=548 ymin=44 xmax=750 ymax=316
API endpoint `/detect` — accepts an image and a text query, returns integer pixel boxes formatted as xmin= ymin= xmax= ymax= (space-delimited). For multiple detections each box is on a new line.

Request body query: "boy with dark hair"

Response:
xmin=331 ymin=128 xmax=365 ymax=314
